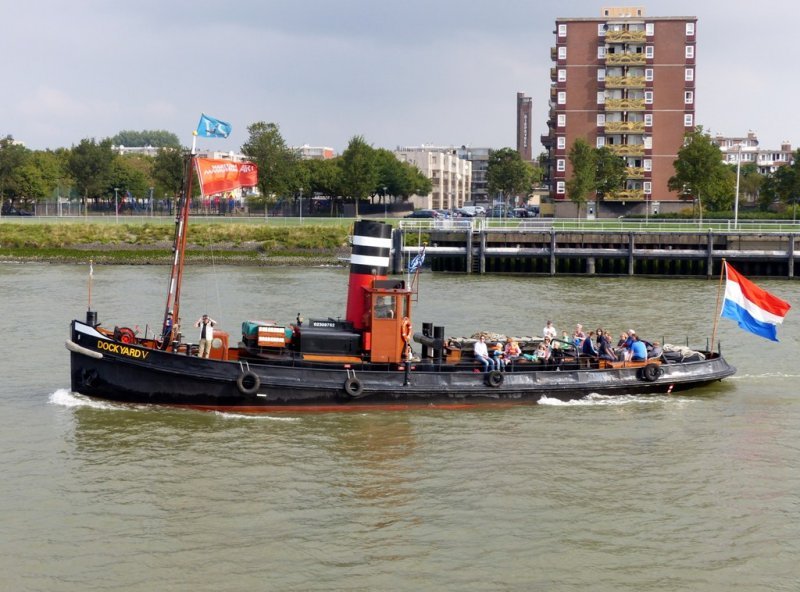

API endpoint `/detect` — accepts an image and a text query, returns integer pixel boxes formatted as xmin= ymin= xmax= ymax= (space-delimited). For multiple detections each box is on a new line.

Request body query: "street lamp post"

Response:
xmin=298 ymin=187 xmax=303 ymax=224
xmin=114 ymin=188 xmax=119 ymax=224
xmin=383 ymin=186 xmax=388 ymax=219
xmin=734 ymin=143 xmax=742 ymax=230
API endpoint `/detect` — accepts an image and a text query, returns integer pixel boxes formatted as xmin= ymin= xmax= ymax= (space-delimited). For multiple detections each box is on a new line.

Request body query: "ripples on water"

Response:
xmin=2 ymin=265 xmax=799 ymax=591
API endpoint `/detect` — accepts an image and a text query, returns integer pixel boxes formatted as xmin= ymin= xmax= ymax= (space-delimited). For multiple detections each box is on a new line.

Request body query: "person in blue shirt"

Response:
xmin=630 ymin=335 xmax=648 ymax=362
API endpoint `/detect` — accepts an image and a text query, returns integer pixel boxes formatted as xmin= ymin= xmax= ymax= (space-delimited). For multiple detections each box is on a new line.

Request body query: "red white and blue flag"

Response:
xmin=721 ymin=261 xmax=791 ymax=341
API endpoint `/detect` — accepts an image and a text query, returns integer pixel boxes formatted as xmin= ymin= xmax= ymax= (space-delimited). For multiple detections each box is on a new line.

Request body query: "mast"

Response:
xmin=161 ymin=153 xmax=195 ymax=347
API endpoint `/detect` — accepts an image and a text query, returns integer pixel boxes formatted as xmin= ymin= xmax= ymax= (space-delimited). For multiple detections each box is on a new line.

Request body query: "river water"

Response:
xmin=1 ymin=263 xmax=798 ymax=591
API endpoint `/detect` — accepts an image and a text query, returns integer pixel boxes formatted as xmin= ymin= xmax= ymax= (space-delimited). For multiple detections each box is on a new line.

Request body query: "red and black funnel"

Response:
xmin=346 ymin=220 xmax=392 ymax=329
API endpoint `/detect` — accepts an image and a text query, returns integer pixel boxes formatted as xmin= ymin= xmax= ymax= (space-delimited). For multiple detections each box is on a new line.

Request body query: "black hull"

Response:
xmin=68 ymin=321 xmax=737 ymax=412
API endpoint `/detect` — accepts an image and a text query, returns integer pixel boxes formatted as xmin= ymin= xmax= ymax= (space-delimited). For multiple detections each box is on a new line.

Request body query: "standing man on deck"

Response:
xmin=195 ymin=314 xmax=217 ymax=358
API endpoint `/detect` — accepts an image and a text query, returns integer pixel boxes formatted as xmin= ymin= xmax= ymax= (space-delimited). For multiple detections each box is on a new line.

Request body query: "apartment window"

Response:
xmin=684 ymin=90 xmax=694 ymax=104
xmin=558 ymin=46 xmax=567 ymax=60
xmin=597 ymin=46 xmax=606 ymax=59
xmin=644 ymin=182 xmax=652 ymax=194
xmin=557 ymin=91 xmax=566 ymax=104
xmin=644 ymin=91 xmax=653 ymax=104
xmin=556 ymin=159 xmax=566 ymax=172
xmin=644 ymin=68 xmax=654 ymax=82
xmin=644 ymin=137 xmax=652 ymax=149
xmin=645 ymin=45 xmax=654 ymax=59
xmin=597 ymin=91 xmax=606 ymax=105
xmin=557 ymin=114 xmax=566 ymax=127
xmin=685 ymin=68 xmax=694 ymax=81
xmin=597 ymin=68 xmax=606 ymax=82
xmin=558 ymin=24 xmax=567 ymax=37
xmin=557 ymin=136 xmax=566 ymax=149
xmin=645 ymin=23 xmax=654 ymax=36
xmin=558 ymin=69 xmax=567 ymax=82
xmin=596 ymin=136 xmax=606 ymax=148
xmin=644 ymin=114 xmax=653 ymax=127
xmin=684 ymin=114 xmax=694 ymax=127
xmin=685 ymin=45 xmax=695 ymax=59
xmin=686 ymin=22 xmax=695 ymax=36
xmin=644 ymin=159 xmax=652 ymax=171
xmin=597 ymin=23 xmax=606 ymax=36
xmin=556 ymin=181 xmax=565 ymax=195
xmin=597 ymin=113 xmax=606 ymax=126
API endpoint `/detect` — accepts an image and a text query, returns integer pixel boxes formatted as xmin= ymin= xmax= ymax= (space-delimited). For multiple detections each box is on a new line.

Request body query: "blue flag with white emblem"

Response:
xmin=196 ymin=113 xmax=232 ymax=138
xmin=408 ymin=246 xmax=426 ymax=273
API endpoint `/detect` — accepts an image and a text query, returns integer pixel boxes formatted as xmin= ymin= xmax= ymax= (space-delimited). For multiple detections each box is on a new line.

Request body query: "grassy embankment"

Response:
xmin=0 ymin=222 xmax=357 ymax=265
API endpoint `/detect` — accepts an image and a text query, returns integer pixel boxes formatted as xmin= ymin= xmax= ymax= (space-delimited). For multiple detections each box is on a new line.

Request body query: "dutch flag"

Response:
xmin=721 ymin=261 xmax=791 ymax=342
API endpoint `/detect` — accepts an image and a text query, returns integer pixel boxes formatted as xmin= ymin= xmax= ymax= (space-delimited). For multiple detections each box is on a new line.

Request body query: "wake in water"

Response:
xmin=538 ymin=392 xmax=694 ymax=406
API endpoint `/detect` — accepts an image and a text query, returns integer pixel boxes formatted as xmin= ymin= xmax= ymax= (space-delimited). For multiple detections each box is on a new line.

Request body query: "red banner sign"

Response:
xmin=194 ymin=158 xmax=258 ymax=196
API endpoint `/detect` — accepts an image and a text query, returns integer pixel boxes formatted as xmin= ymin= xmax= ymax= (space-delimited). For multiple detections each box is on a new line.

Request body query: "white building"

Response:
xmin=394 ymin=145 xmax=472 ymax=210
xmin=293 ymin=145 xmax=336 ymax=160
xmin=714 ymin=132 xmax=794 ymax=175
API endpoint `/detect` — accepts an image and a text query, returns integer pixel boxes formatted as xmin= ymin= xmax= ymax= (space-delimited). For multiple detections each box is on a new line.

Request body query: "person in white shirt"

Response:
xmin=473 ymin=336 xmax=497 ymax=372
xmin=195 ymin=314 xmax=217 ymax=358
xmin=543 ymin=320 xmax=557 ymax=340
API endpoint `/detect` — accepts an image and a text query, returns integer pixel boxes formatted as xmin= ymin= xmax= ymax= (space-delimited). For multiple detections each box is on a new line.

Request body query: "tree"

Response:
xmin=594 ymin=147 xmax=627 ymax=197
xmin=0 ymin=135 xmax=31 ymax=203
xmin=668 ymin=128 xmax=734 ymax=213
xmin=340 ymin=135 xmax=378 ymax=217
xmin=374 ymin=148 xmax=432 ymax=202
xmin=241 ymin=122 xmax=299 ymax=206
xmin=152 ymin=148 xmax=185 ymax=198
xmin=67 ymin=138 xmax=115 ymax=201
xmin=487 ymin=147 xmax=541 ymax=209
xmin=566 ymin=139 xmax=596 ymax=217
xmin=109 ymin=130 xmax=181 ymax=148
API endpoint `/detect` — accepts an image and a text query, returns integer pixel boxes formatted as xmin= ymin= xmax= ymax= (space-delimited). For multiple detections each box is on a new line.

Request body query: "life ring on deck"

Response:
xmin=486 ymin=370 xmax=504 ymax=388
xmin=115 ymin=326 xmax=136 ymax=344
xmin=640 ymin=363 xmax=661 ymax=382
xmin=400 ymin=317 xmax=412 ymax=342
xmin=343 ymin=376 xmax=364 ymax=398
xmin=236 ymin=371 xmax=261 ymax=396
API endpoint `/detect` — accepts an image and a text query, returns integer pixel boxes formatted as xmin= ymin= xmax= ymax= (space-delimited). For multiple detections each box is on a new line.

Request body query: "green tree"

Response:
xmin=566 ymin=139 xmax=596 ymax=217
xmin=594 ymin=146 xmax=627 ymax=197
xmin=340 ymin=135 xmax=378 ymax=217
xmin=0 ymin=135 xmax=31 ymax=203
xmin=373 ymin=149 xmax=432 ymax=202
xmin=152 ymin=148 xmax=185 ymax=198
xmin=67 ymin=138 xmax=115 ymax=203
xmin=109 ymin=155 xmax=151 ymax=199
xmin=668 ymin=129 xmax=734 ymax=214
xmin=241 ymin=122 xmax=299 ymax=208
xmin=109 ymin=130 xmax=181 ymax=148
xmin=487 ymin=147 xmax=541 ymax=209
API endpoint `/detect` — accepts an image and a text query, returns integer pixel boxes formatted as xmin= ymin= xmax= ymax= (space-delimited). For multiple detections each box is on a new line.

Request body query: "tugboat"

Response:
xmin=66 ymin=160 xmax=736 ymax=411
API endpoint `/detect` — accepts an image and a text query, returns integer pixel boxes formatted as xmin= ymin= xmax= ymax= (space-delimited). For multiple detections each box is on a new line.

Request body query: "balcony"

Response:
xmin=607 ymin=145 xmax=646 ymax=157
xmin=626 ymin=166 xmax=646 ymax=179
xmin=604 ymin=75 xmax=646 ymax=89
xmin=550 ymin=47 xmax=557 ymax=61
xmin=604 ymin=98 xmax=646 ymax=111
xmin=550 ymin=67 xmax=557 ymax=82
xmin=605 ymin=52 xmax=647 ymax=66
xmin=604 ymin=189 xmax=646 ymax=202
xmin=605 ymin=30 xmax=646 ymax=43
xmin=604 ymin=121 xmax=646 ymax=133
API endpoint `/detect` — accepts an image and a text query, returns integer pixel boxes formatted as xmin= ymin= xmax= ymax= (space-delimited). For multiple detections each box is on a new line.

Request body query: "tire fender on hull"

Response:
xmin=485 ymin=370 xmax=504 ymax=388
xmin=236 ymin=371 xmax=261 ymax=396
xmin=343 ymin=376 xmax=364 ymax=398
xmin=639 ymin=363 xmax=661 ymax=382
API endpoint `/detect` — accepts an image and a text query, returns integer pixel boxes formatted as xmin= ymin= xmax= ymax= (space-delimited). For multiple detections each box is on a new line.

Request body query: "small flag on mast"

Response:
xmin=408 ymin=246 xmax=426 ymax=273
xmin=721 ymin=261 xmax=791 ymax=341
xmin=196 ymin=113 xmax=232 ymax=138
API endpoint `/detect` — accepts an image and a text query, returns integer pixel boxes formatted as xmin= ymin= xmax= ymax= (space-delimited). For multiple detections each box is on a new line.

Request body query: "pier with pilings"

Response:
xmin=391 ymin=222 xmax=799 ymax=278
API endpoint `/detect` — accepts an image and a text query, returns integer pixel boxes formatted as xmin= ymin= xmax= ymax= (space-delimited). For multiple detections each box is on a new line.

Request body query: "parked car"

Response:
xmin=405 ymin=209 xmax=441 ymax=219
xmin=1 ymin=205 xmax=33 ymax=216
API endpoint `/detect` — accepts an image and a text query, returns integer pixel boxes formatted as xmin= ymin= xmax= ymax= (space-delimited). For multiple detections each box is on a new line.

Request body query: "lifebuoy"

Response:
xmin=486 ymin=370 xmax=504 ymax=388
xmin=400 ymin=317 xmax=412 ymax=342
xmin=236 ymin=371 xmax=261 ymax=395
xmin=343 ymin=376 xmax=363 ymax=398
xmin=640 ymin=363 xmax=660 ymax=382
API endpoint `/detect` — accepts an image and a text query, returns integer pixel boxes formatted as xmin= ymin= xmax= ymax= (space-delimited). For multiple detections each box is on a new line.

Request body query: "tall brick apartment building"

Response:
xmin=542 ymin=7 xmax=697 ymax=216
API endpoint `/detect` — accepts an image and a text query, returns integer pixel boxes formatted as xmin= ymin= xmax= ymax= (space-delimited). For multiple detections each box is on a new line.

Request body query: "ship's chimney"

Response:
xmin=346 ymin=220 xmax=392 ymax=330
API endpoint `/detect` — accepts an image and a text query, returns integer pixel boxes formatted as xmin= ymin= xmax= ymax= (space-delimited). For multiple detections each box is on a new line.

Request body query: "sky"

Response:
xmin=2 ymin=0 xmax=797 ymax=155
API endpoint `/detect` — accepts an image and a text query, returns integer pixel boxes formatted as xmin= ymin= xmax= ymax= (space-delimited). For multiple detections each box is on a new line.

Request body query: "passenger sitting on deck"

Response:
xmin=573 ymin=324 xmax=586 ymax=348
xmin=491 ymin=342 xmax=506 ymax=371
xmin=504 ymin=338 xmax=522 ymax=364
xmin=630 ymin=335 xmax=648 ymax=362
xmin=648 ymin=340 xmax=663 ymax=359
xmin=473 ymin=336 xmax=496 ymax=372
xmin=596 ymin=328 xmax=617 ymax=361
xmin=581 ymin=331 xmax=599 ymax=357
